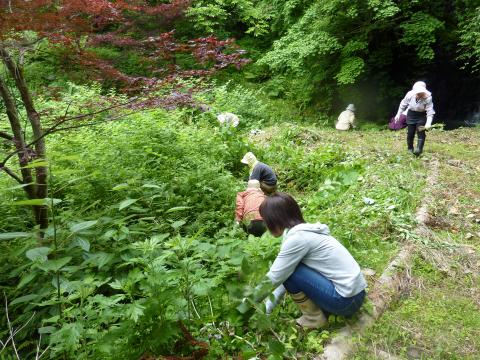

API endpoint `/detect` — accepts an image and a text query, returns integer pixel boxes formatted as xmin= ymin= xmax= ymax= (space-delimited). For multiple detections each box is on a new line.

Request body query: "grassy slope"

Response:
xmin=0 ymin=108 xmax=478 ymax=358
xmin=254 ymin=125 xmax=479 ymax=358
xmin=348 ymin=128 xmax=480 ymax=359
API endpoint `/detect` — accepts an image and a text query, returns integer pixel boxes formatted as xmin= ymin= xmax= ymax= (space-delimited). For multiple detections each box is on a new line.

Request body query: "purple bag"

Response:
xmin=388 ymin=114 xmax=407 ymax=130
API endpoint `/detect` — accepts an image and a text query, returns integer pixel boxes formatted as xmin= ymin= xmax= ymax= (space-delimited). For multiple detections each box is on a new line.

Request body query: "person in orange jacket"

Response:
xmin=235 ymin=180 xmax=267 ymax=237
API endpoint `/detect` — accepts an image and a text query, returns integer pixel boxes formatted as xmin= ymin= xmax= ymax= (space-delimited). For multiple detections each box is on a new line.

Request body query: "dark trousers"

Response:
xmin=407 ymin=124 xmax=426 ymax=150
xmin=242 ymin=220 xmax=267 ymax=237
xmin=260 ymin=182 xmax=277 ymax=195
xmin=406 ymin=110 xmax=427 ymax=150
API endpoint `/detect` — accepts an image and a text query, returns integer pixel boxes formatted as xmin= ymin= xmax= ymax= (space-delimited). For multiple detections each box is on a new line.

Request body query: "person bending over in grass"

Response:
xmin=335 ymin=104 xmax=356 ymax=131
xmin=235 ymin=180 xmax=267 ymax=237
xmin=394 ymin=81 xmax=436 ymax=156
xmin=244 ymin=193 xmax=367 ymax=329
xmin=241 ymin=152 xmax=277 ymax=194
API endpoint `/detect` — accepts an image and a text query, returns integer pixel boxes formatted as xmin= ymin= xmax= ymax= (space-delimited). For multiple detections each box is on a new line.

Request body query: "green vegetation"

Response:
xmin=1 ymin=0 xmax=479 ymax=359
xmin=2 ymin=81 xmax=480 ymax=359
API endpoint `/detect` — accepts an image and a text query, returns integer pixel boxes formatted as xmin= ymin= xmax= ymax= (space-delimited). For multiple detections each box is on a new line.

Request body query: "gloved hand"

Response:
xmin=425 ymin=116 xmax=433 ymax=130
xmin=237 ymin=278 xmax=273 ymax=315
xmin=394 ymin=113 xmax=401 ymax=122
xmin=264 ymin=285 xmax=287 ymax=314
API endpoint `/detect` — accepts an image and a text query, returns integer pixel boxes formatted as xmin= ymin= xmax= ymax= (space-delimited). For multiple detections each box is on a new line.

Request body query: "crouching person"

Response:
xmin=235 ymin=180 xmax=267 ymax=237
xmin=246 ymin=193 xmax=367 ymax=329
xmin=240 ymin=152 xmax=277 ymax=195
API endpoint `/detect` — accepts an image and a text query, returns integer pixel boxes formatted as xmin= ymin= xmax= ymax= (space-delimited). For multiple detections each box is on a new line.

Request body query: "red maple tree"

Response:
xmin=0 ymin=0 xmax=248 ymax=235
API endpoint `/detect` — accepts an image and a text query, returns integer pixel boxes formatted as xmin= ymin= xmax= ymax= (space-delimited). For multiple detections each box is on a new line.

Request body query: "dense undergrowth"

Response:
xmin=0 ymin=80 xmax=430 ymax=358
xmin=1 ymin=0 xmax=479 ymax=358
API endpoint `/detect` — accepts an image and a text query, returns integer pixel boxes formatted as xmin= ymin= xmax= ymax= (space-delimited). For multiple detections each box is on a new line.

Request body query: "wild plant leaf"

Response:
xmin=127 ymin=268 xmax=145 ymax=284
xmin=12 ymin=199 xmax=47 ymax=206
xmin=62 ymin=265 xmax=84 ymax=273
xmin=84 ymin=252 xmax=114 ymax=269
xmin=142 ymin=183 xmax=162 ymax=189
xmin=340 ymin=170 xmax=359 ymax=185
xmin=217 ymin=245 xmax=232 ymax=258
xmin=71 ymin=238 xmax=91 ymax=252
xmin=109 ymin=279 xmax=124 ymax=290
xmin=70 ymin=220 xmax=98 ymax=233
xmin=12 ymin=198 xmax=62 ymax=206
xmin=37 ymin=257 xmax=72 ymax=272
xmin=151 ymin=233 xmax=170 ymax=242
xmin=196 ymin=242 xmax=215 ymax=253
xmin=43 ymin=315 xmax=60 ymax=324
xmin=125 ymin=301 xmax=145 ymax=322
xmin=2 ymin=182 xmax=34 ymax=191
xmin=166 ymin=206 xmax=192 ymax=213
xmin=26 ymin=247 xmax=51 ymax=262
xmin=119 ymin=198 xmax=139 ymax=210
xmin=241 ymin=256 xmax=253 ymax=275
xmin=268 ymin=340 xmax=285 ymax=356
xmin=38 ymin=326 xmax=56 ymax=334
xmin=228 ymin=256 xmax=244 ymax=266
xmin=112 ymin=183 xmax=129 ymax=191
xmin=17 ymin=273 xmax=37 ymax=289
xmin=50 ymin=323 xmax=83 ymax=350
xmin=170 ymin=220 xmax=186 ymax=229
xmin=21 ymin=160 xmax=49 ymax=169
xmin=10 ymin=293 xmax=39 ymax=305
xmin=192 ymin=279 xmax=215 ymax=296
xmin=0 ymin=232 xmax=31 ymax=240
xmin=36 ymin=297 xmax=62 ymax=307
xmin=236 ymin=298 xmax=252 ymax=314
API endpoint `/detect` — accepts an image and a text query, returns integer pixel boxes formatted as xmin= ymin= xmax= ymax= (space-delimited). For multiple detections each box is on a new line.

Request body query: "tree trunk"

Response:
xmin=0 ymin=45 xmax=48 ymax=230
xmin=0 ymin=75 xmax=41 ymax=221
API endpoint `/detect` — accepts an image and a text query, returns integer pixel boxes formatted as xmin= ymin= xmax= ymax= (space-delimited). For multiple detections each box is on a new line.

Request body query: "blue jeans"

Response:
xmin=283 ymin=263 xmax=366 ymax=316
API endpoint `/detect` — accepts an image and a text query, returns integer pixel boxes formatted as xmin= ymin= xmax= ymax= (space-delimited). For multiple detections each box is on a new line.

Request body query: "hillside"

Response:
xmin=1 ymin=110 xmax=478 ymax=358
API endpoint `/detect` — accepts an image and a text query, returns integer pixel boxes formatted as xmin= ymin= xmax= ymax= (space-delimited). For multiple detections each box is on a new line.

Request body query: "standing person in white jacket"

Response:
xmin=335 ymin=104 xmax=356 ymax=130
xmin=241 ymin=193 xmax=367 ymax=329
xmin=395 ymin=81 xmax=436 ymax=156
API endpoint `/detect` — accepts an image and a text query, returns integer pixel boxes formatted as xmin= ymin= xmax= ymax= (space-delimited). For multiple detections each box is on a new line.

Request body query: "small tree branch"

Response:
xmin=0 ymin=165 xmax=23 ymax=184
xmin=37 ymin=345 xmax=50 ymax=360
xmin=35 ymin=333 xmax=42 ymax=360
xmin=0 ymin=131 xmax=14 ymax=141
xmin=3 ymin=292 xmax=20 ymax=360
xmin=0 ymin=310 xmax=36 ymax=355
xmin=46 ymin=108 xmax=150 ymax=133
xmin=1 ymin=96 xmax=139 ymax=166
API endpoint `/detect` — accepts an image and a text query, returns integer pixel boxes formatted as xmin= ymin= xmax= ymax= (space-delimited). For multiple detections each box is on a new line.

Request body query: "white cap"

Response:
xmin=412 ymin=81 xmax=428 ymax=95
xmin=241 ymin=152 xmax=257 ymax=165
xmin=346 ymin=104 xmax=356 ymax=112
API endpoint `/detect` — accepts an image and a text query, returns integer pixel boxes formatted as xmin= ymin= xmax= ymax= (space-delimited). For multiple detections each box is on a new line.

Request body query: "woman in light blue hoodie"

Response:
xmin=258 ymin=193 xmax=367 ymax=329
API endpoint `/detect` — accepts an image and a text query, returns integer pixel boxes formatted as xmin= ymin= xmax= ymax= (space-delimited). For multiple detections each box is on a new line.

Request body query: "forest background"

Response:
xmin=0 ymin=0 xmax=479 ymax=359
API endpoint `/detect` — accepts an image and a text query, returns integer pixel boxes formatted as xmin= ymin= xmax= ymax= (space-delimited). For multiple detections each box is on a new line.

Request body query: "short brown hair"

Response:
xmin=259 ymin=192 xmax=305 ymax=234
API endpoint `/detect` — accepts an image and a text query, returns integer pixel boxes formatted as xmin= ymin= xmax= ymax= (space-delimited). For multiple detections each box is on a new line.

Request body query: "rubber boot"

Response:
xmin=290 ymin=292 xmax=327 ymax=329
xmin=413 ymin=139 xmax=425 ymax=157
